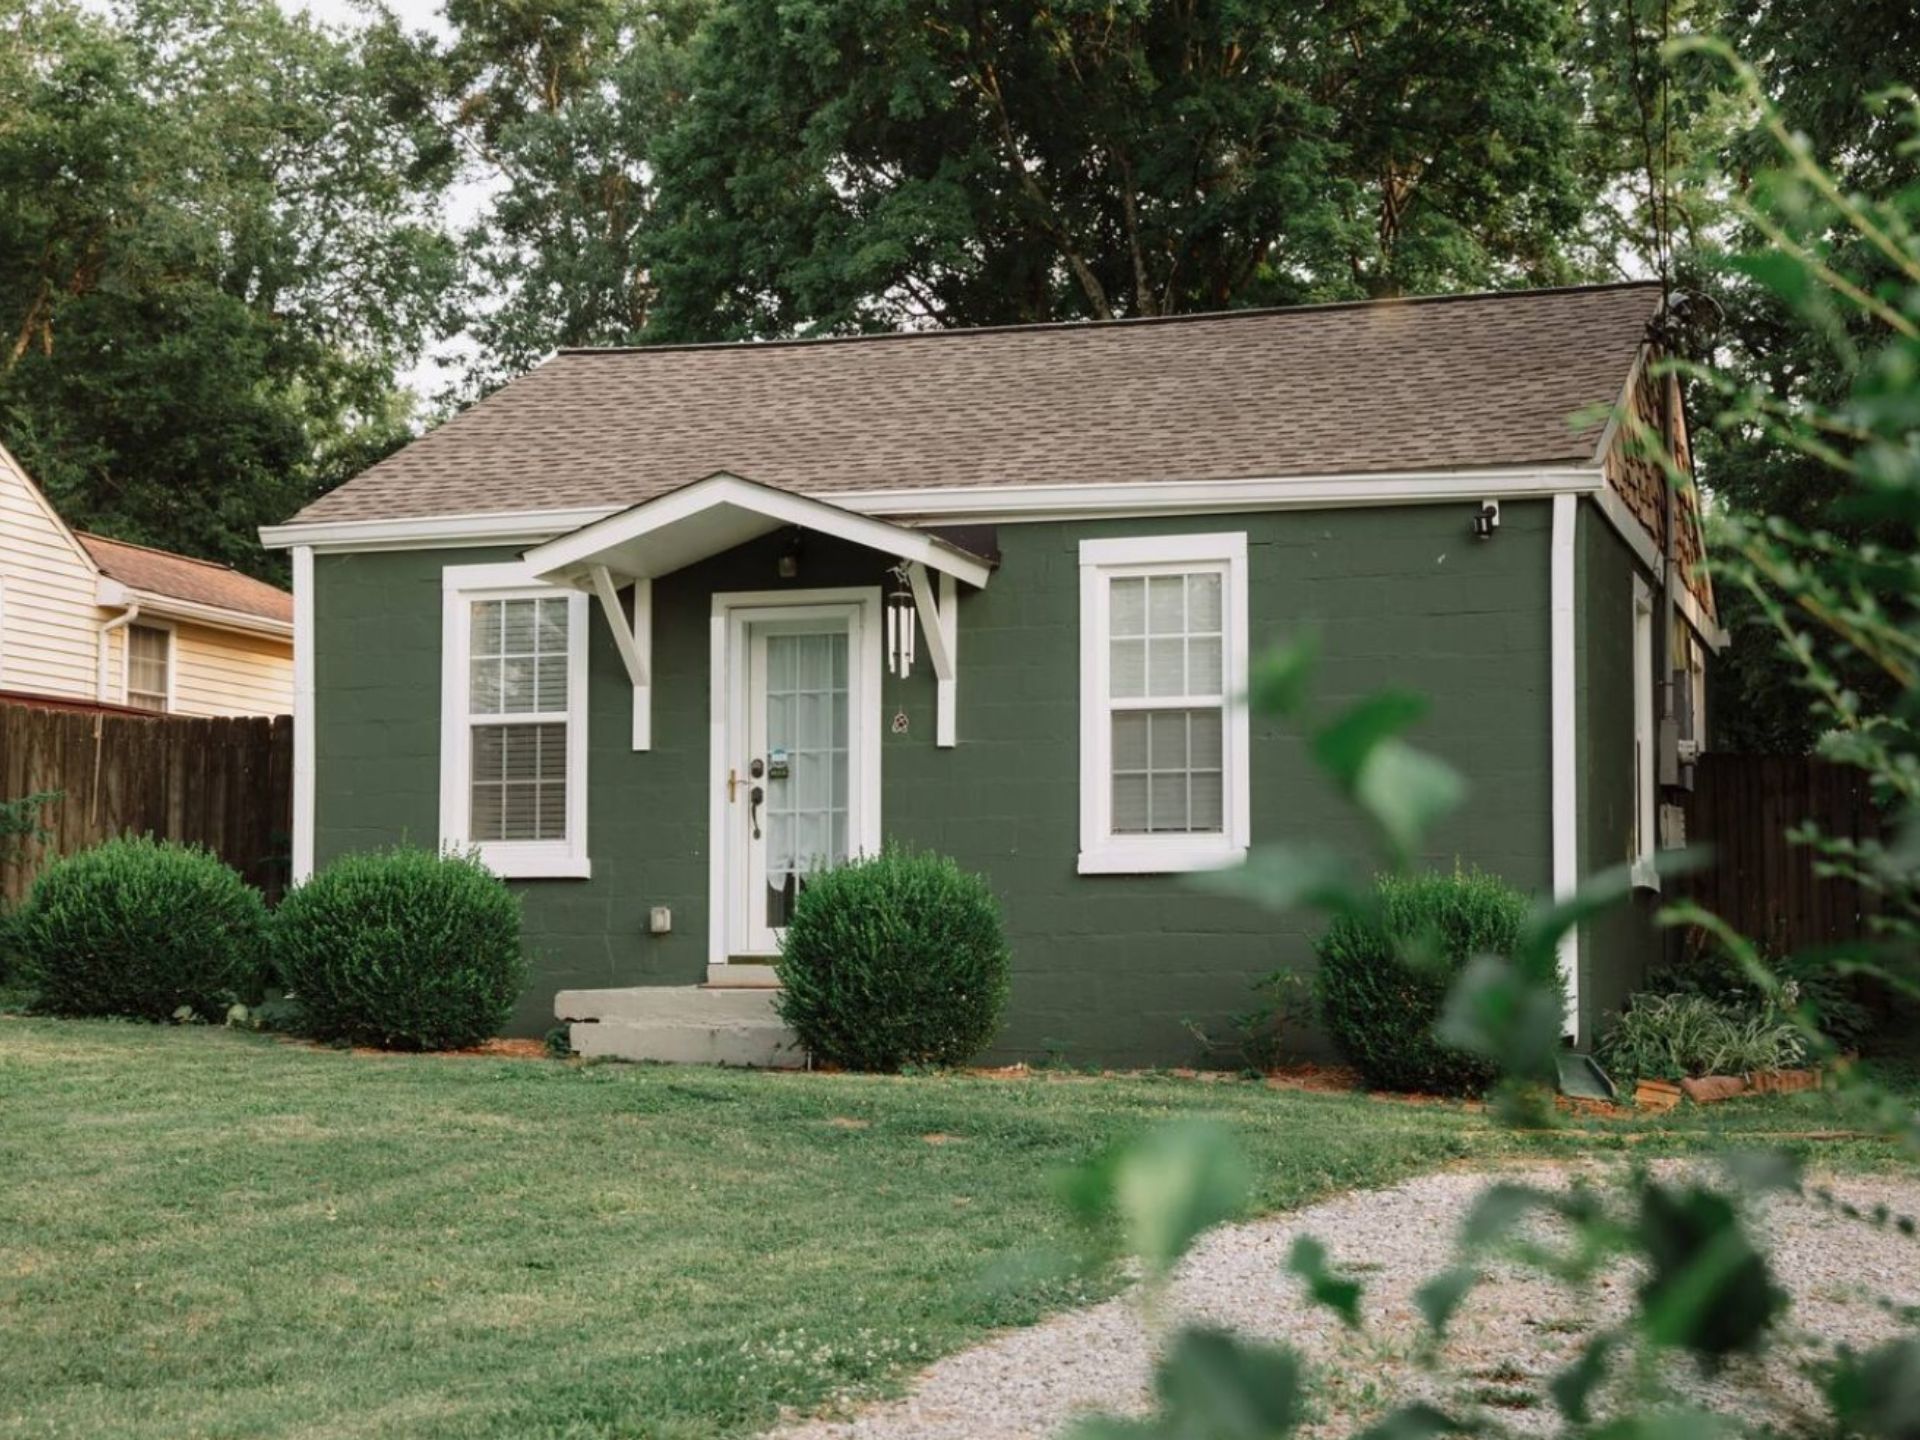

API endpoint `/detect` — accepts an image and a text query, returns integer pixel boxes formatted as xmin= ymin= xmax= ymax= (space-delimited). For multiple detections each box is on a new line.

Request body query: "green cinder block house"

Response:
xmin=261 ymin=282 xmax=1721 ymax=1066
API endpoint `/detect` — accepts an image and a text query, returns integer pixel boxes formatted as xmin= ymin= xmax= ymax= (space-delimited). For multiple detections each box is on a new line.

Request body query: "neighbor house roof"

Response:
xmin=286 ymin=282 xmax=1665 ymax=527
xmin=79 ymin=533 xmax=293 ymax=626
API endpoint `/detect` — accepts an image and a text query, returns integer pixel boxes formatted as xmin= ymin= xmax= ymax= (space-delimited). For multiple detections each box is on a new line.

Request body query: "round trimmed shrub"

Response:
xmin=15 ymin=836 xmax=267 ymax=1019
xmin=775 ymin=848 xmax=1010 ymax=1071
xmin=272 ymin=846 xmax=526 ymax=1051
xmin=1313 ymin=867 xmax=1534 ymax=1095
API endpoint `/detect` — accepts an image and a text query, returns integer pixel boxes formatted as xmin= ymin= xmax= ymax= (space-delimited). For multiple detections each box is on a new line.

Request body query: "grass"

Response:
xmin=2 ymin=1020 xmax=1914 ymax=1440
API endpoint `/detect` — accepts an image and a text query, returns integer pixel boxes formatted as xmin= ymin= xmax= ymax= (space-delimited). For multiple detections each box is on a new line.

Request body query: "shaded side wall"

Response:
xmin=314 ymin=502 xmax=1557 ymax=1064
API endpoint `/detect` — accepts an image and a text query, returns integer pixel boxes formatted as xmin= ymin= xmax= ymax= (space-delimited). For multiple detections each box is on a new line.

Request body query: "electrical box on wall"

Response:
xmin=649 ymin=906 xmax=672 ymax=935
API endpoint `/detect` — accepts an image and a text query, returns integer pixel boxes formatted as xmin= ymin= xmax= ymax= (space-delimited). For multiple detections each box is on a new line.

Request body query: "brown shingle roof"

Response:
xmin=80 ymin=534 xmax=293 ymax=625
xmin=290 ymin=282 xmax=1663 ymax=527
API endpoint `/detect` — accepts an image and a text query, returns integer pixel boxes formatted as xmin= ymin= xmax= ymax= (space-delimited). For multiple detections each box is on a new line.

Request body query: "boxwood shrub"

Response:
xmin=273 ymin=846 xmax=526 ymax=1051
xmin=775 ymin=847 xmax=1010 ymax=1071
xmin=1314 ymin=867 xmax=1534 ymax=1095
xmin=14 ymin=836 xmax=267 ymax=1020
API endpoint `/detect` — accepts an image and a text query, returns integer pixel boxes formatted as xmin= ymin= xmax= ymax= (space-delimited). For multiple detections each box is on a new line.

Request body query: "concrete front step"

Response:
xmin=554 ymin=985 xmax=803 ymax=1068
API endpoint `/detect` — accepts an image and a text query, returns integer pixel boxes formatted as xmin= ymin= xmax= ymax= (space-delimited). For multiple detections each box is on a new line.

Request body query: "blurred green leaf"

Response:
xmin=1189 ymin=845 xmax=1357 ymax=915
xmin=1312 ymin=692 xmax=1428 ymax=787
xmin=1635 ymin=1182 xmax=1787 ymax=1362
xmin=1286 ymin=1234 xmax=1362 ymax=1328
xmin=1154 ymin=1326 xmax=1305 ymax=1440
xmin=1111 ymin=1123 xmax=1251 ymax=1279
xmin=1827 ymin=1336 xmax=1920 ymax=1440
xmin=1434 ymin=954 xmax=1565 ymax=1085
xmin=1354 ymin=741 xmax=1466 ymax=862
xmin=1355 ymin=1404 xmax=1471 ymax=1440
xmin=1460 ymin=1182 xmax=1560 ymax=1249
xmin=1248 ymin=636 xmax=1320 ymax=718
xmin=1550 ymin=1332 xmax=1619 ymax=1423
xmin=1413 ymin=1265 xmax=1478 ymax=1338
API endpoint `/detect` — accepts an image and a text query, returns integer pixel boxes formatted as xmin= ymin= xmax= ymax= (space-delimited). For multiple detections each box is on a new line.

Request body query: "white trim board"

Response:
xmin=260 ymin=468 xmax=1606 ymax=553
xmin=1589 ymin=485 xmax=1725 ymax=651
xmin=1550 ymin=493 xmax=1580 ymax=1042
xmin=291 ymin=546 xmax=315 ymax=882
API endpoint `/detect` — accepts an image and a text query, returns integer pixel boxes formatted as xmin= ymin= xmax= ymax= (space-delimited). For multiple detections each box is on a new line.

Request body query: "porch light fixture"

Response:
xmin=885 ymin=564 xmax=917 ymax=678
xmin=777 ymin=529 xmax=804 ymax=579
xmin=1472 ymin=499 xmax=1501 ymax=541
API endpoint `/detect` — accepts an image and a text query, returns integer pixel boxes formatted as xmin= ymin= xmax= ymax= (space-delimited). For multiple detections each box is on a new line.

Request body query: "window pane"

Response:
xmin=1112 ymin=773 xmax=1150 ymax=832
xmin=471 ymin=721 xmax=566 ymax=841
xmin=1190 ymin=772 xmax=1225 ymax=831
xmin=1148 ymin=710 xmax=1188 ymax=769
xmin=1190 ymin=712 xmax=1224 ymax=769
xmin=1110 ymin=577 xmax=1146 ymax=637
xmin=470 ymin=594 xmax=568 ymax=717
xmin=1110 ymin=638 xmax=1146 ymax=698
xmin=1187 ymin=636 xmax=1223 ymax=694
xmin=1112 ymin=712 xmax=1149 ymax=770
xmin=1187 ymin=573 xmax=1222 ymax=633
xmin=471 ymin=600 xmax=502 ymax=655
xmin=1147 ymin=574 xmax=1185 ymax=633
xmin=1149 ymin=773 xmax=1189 ymax=830
xmin=1146 ymin=637 xmax=1186 ymax=697
xmin=127 ymin=625 xmax=169 ymax=707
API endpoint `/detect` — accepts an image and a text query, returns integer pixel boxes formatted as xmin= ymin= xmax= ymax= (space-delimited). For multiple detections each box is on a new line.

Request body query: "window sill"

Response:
xmin=470 ymin=844 xmax=592 ymax=881
xmin=1078 ymin=843 xmax=1247 ymax=876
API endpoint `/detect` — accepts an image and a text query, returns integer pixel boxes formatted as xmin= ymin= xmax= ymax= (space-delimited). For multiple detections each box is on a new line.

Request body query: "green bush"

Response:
xmin=1313 ymin=867 xmax=1535 ymax=1095
xmin=272 ymin=847 xmax=526 ymax=1051
xmin=775 ymin=847 xmax=1010 ymax=1072
xmin=1645 ymin=937 xmax=1875 ymax=1053
xmin=1598 ymin=992 xmax=1807 ymax=1085
xmin=14 ymin=836 xmax=267 ymax=1020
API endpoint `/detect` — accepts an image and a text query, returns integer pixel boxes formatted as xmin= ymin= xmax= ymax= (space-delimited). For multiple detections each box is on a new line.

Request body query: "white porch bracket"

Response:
xmin=906 ymin=562 xmax=959 ymax=747
xmin=586 ymin=563 xmax=652 ymax=750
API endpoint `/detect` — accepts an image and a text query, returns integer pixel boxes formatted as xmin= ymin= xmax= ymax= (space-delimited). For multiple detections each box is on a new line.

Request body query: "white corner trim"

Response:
xmin=258 ymin=468 xmax=1608 ymax=553
xmin=438 ymin=561 xmax=591 ymax=880
xmin=1078 ymin=531 xmax=1251 ymax=875
xmin=936 ymin=571 xmax=957 ymax=747
xmin=291 ymin=545 xmax=315 ymax=883
xmin=631 ymin=578 xmax=652 ymax=751
xmin=1550 ymin=494 xmax=1580 ymax=1040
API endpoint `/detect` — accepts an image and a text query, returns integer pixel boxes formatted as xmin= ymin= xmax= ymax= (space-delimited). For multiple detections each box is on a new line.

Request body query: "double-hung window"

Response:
xmin=1079 ymin=533 xmax=1250 ymax=873
xmin=126 ymin=623 xmax=173 ymax=712
xmin=440 ymin=564 xmax=590 ymax=879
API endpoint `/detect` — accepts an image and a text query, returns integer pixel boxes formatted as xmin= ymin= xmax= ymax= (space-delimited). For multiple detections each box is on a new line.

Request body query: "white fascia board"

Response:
xmin=259 ymin=468 xmax=1604 ymax=554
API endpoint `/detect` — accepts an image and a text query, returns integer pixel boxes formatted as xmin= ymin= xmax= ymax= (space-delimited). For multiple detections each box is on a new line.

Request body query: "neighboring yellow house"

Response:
xmin=0 ymin=442 xmax=293 ymax=717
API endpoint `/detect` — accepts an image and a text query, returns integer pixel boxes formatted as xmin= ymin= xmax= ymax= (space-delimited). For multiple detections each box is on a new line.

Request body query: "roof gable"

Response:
xmin=287 ymin=283 xmax=1665 ymax=528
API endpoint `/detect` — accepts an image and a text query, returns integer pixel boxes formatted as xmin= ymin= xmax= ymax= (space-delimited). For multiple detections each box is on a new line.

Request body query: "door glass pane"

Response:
xmin=763 ymin=629 xmax=850 ymax=929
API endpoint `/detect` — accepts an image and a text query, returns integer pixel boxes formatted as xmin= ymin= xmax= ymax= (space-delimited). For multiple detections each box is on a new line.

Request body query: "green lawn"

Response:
xmin=1 ymin=1020 xmax=1912 ymax=1440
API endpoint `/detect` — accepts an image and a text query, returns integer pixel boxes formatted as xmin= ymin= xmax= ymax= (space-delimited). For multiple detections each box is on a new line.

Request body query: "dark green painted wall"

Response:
xmin=1574 ymin=504 xmax=1662 ymax=1038
xmin=314 ymin=502 xmax=1560 ymax=1065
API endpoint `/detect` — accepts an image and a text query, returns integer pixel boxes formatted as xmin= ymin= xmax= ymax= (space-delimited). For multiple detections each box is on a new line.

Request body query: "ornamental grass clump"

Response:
xmin=272 ymin=846 xmax=526 ymax=1051
xmin=14 ymin=836 xmax=267 ymax=1020
xmin=1313 ymin=867 xmax=1535 ymax=1095
xmin=775 ymin=847 xmax=1010 ymax=1072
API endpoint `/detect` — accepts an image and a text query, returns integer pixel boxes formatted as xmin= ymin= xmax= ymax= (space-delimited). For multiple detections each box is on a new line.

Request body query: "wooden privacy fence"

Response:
xmin=1674 ymin=751 xmax=1882 ymax=955
xmin=0 ymin=697 xmax=292 ymax=905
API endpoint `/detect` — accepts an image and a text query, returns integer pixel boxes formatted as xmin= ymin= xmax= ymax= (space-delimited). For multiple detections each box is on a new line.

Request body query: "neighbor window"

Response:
xmin=126 ymin=624 xmax=172 ymax=712
xmin=440 ymin=565 xmax=589 ymax=879
xmin=1079 ymin=533 xmax=1249 ymax=873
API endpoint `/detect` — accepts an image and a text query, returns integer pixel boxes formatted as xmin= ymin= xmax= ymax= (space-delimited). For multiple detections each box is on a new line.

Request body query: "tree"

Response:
xmin=394 ymin=0 xmax=706 ymax=389
xmin=642 ymin=0 xmax=1602 ymax=341
xmin=0 ymin=0 xmax=460 ymax=577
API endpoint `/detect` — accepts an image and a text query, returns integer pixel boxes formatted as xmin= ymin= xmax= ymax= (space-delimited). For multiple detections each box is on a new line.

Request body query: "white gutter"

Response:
xmin=96 ymin=601 xmax=140 ymax=703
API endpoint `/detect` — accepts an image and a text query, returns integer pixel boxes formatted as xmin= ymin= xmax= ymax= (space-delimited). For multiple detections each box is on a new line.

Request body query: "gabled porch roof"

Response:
xmin=520 ymin=471 xmax=995 ymax=591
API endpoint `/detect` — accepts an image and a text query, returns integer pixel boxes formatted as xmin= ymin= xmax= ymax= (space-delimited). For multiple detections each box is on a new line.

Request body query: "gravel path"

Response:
xmin=772 ymin=1162 xmax=1920 ymax=1440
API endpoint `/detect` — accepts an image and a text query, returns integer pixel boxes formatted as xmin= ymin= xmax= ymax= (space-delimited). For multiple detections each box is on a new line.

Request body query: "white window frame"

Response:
xmin=1631 ymin=577 xmax=1658 ymax=890
xmin=440 ymin=561 xmax=591 ymax=880
xmin=1078 ymin=532 xmax=1250 ymax=874
xmin=124 ymin=619 xmax=176 ymax=713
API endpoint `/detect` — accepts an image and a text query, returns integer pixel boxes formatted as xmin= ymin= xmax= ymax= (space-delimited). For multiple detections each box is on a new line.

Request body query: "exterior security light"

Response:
xmin=1473 ymin=499 xmax=1501 ymax=540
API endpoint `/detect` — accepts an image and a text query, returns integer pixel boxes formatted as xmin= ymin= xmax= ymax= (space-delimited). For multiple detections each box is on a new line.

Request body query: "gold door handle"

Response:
xmin=727 ymin=768 xmax=739 ymax=802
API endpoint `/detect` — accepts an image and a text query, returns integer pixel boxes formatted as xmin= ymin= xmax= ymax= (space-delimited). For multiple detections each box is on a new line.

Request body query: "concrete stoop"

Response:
xmin=554 ymin=985 xmax=803 ymax=1068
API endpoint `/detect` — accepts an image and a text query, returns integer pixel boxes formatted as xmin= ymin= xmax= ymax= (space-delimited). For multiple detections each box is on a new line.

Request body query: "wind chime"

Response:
xmin=885 ymin=564 xmax=917 ymax=678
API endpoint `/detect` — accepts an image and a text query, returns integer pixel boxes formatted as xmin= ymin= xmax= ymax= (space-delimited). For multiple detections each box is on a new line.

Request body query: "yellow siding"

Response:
xmin=170 ymin=623 xmax=293 ymax=717
xmin=0 ymin=448 xmax=101 ymax=700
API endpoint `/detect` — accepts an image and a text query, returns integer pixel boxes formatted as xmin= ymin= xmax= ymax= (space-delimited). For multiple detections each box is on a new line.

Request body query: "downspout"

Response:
xmin=97 ymin=603 xmax=140 ymax=704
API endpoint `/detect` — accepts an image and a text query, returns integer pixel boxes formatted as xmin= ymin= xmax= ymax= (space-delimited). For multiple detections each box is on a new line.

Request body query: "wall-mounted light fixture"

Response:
xmin=1472 ymin=499 xmax=1501 ymax=541
xmin=777 ymin=529 xmax=804 ymax=579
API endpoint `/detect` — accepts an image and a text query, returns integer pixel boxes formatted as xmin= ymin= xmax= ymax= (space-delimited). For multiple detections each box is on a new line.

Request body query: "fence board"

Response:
xmin=1675 ymin=752 xmax=1880 ymax=955
xmin=0 ymin=699 xmax=292 ymax=905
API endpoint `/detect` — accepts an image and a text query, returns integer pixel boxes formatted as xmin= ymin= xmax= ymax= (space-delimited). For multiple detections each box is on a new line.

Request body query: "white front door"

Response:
xmin=714 ymin=591 xmax=881 ymax=963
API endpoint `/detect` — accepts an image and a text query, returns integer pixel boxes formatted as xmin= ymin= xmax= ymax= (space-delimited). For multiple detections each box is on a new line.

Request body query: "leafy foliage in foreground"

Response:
xmin=272 ymin=846 xmax=526 ymax=1051
xmin=776 ymin=847 xmax=1010 ymax=1072
xmin=1315 ymin=869 xmax=1533 ymax=1095
xmin=14 ymin=836 xmax=267 ymax=1020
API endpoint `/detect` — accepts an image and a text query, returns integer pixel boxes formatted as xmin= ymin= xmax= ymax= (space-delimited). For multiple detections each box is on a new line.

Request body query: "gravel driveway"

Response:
xmin=772 ymin=1162 xmax=1920 ymax=1440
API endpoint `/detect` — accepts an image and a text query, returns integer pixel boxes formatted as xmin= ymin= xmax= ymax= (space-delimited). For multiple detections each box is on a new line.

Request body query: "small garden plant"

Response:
xmin=775 ymin=846 xmax=1010 ymax=1072
xmin=1597 ymin=991 xmax=1806 ymax=1084
xmin=1312 ymin=867 xmax=1535 ymax=1094
xmin=272 ymin=846 xmax=526 ymax=1051
xmin=13 ymin=834 xmax=267 ymax=1020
